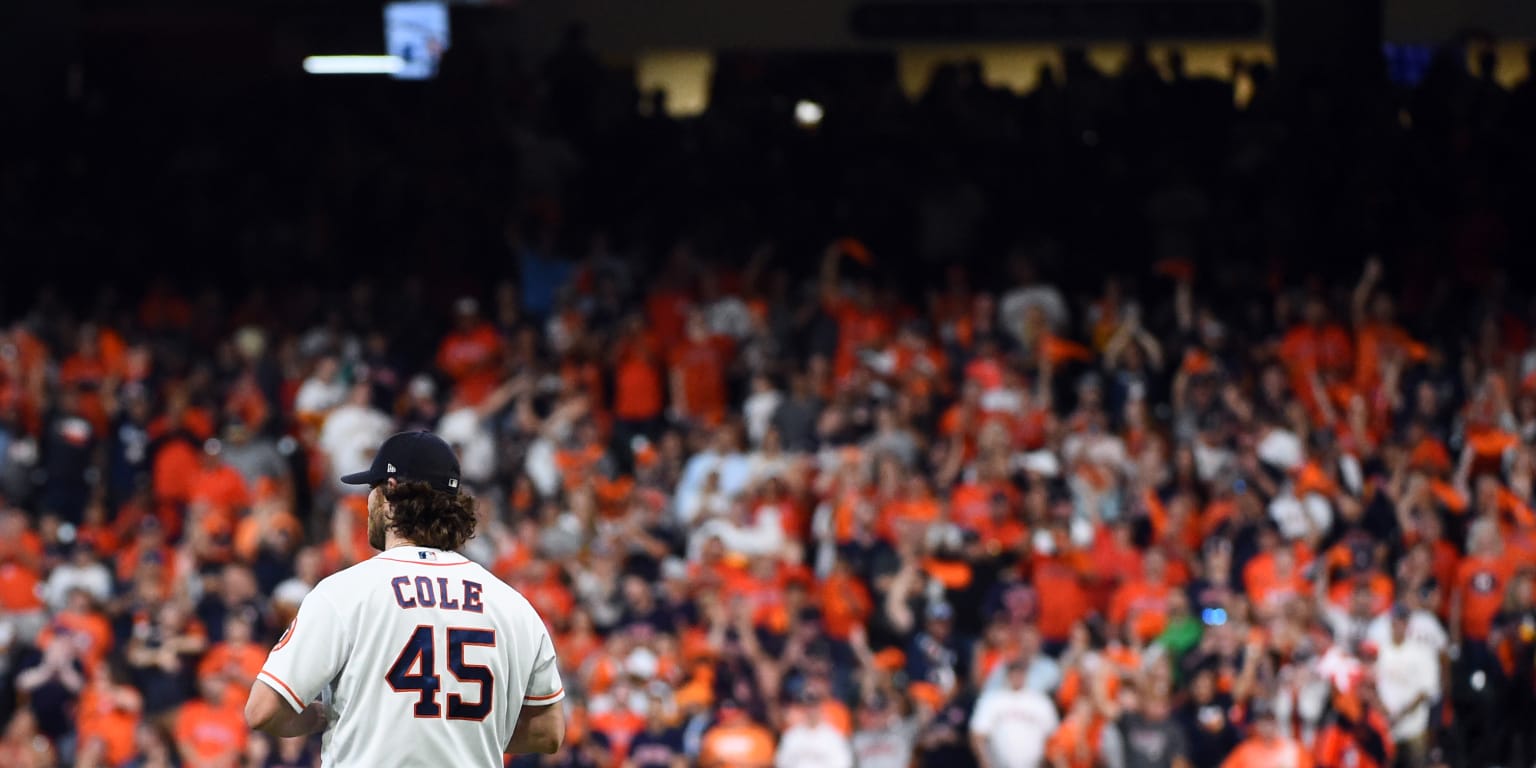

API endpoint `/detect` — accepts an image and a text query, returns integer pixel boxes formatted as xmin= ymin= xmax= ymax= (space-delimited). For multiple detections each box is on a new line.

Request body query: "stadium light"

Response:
xmin=302 ymin=55 xmax=407 ymax=75
xmin=794 ymin=99 xmax=824 ymax=128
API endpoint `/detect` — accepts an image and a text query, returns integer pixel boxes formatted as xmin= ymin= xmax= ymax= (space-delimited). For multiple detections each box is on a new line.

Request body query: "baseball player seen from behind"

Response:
xmin=245 ymin=430 xmax=565 ymax=765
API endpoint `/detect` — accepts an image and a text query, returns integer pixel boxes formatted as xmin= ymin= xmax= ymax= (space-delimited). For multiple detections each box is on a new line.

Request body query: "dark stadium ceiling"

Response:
xmin=82 ymin=0 xmax=472 ymax=8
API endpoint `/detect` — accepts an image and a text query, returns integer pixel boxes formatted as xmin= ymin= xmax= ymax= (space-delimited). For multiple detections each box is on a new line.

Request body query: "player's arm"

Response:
xmin=506 ymin=700 xmax=565 ymax=754
xmin=509 ymin=625 xmax=567 ymax=754
xmin=247 ymin=589 xmax=350 ymax=737
xmin=246 ymin=685 xmax=329 ymax=737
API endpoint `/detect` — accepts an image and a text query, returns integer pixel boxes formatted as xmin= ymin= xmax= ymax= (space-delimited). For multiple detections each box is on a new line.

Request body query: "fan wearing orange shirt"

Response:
xmin=196 ymin=611 xmax=267 ymax=712
xmin=698 ymin=702 xmax=775 ymax=768
xmin=1247 ymin=546 xmax=1311 ymax=618
xmin=891 ymin=321 xmax=949 ymax=401
xmin=612 ymin=315 xmax=666 ymax=435
xmin=554 ymin=424 xmax=613 ymax=496
xmin=1243 ymin=526 xmax=1313 ymax=610
xmin=668 ymin=312 xmax=731 ymax=427
xmin=435 ymin=297 xmax=503 ymax=407
xmin=781 ymin=679 xmax=854 ymax=738
xmin=1089 ymin=520 xmax=1144 ymax=613
xmin=556 ymin=608 xmax=604 ymax=680
xmin=645 ymin=263 xmax=695 ymax=344
xmin=72 ymin=501 xmax=121 ymax=557
xmin=1279 ymin=297 xmax=1354 ymax=424
xmin=36 ymin=589 xmax=114 ymax=676
xmin=1452 ymin=517 xmax=1516 ymax=647
xmin=150 ymin=401 xmax=214 ymax=537
xmin=879 ymin=475 xmax=941 ymax=543
xmin=75 ymin=665 xmax=143 ymax=768
xmin=976 ymin=492 xmax=1030 ymax=557
xmin=0 ymin=507 xmax=43 ymax=565
xmin=174 ymin=675 xmax=248 ymax=768
xmin=588 ymin=681 xmax=649 ymax=762
xmin=191 ymin=442 xmax=253 ymax=513
xmin=511 ymin=560 xmax=577 ymax=633
xmin=1046 ymin=694 xmax=1106 ymax=768
xmin=1110 ymin=549 xmax=1177 ymax=643
xmin=187 ymin=440 xmax=253 ymax=565
xmin=951 ymin=465 xmax=1018 ymax=533
xmin=59 ymin=324 xmax=126 ymax=433
xmin=116 ymin=518 xmax=179 ymax=598
xmin=820 ymin=240 xmax=894 ymax=385
xmin=1350 ymin=268 xmax=1426 ymax=394
xmin=1030 ymin=524 xmax=1094 ymax=648
xmin=817 ymin=559 xmax=873 ymax=642
xmin=321 ymin=495 xmax=373 ymax=572
xmin=1313 ymin=687 xmax=1393 ymax=768
xmin=725 ymin=557 xmax=795 ymax=631
xmin=938 ymin=381 xmax=989 ymax=441
xmin=0 ymin=550 xmax=45 ymax=634
xmin=1322 ymin=540 xmax=1394 ymax=616
xmin=1221 ymin=700 xmax=1313 ymax=768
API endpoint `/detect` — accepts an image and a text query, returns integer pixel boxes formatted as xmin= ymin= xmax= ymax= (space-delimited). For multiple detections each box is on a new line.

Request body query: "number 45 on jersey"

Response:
xmin=387 ymin=626 xmax=496 ymax=721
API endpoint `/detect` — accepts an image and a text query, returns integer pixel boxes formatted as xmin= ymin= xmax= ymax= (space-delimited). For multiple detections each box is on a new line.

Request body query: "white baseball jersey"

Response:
xmin=258 ymin=546 xmax=564 ymax=767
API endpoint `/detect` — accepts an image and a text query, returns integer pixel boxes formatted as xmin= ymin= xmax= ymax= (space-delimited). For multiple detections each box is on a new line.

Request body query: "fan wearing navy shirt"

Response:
xmin=915 ymin=691 xmax=977 ymax=768
xmin=624 ymin=698 xmax=686 ymax=768
xmin=259 ymin=734 xmax=321 ymax=767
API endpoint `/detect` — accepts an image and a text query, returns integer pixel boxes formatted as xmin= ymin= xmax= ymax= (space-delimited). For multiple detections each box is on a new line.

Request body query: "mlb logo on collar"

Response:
xmin=418 ymin=551 xmax=438 ymax=561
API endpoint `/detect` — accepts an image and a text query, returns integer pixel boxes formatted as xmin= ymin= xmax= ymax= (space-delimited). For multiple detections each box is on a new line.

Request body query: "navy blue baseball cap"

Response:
xmin=340 ymin=431 xmax=462 ymax=494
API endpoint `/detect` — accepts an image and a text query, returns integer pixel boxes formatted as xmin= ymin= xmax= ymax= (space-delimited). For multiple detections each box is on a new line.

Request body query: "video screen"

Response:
xmin=385 ymin=1 xmax=451 ymax=80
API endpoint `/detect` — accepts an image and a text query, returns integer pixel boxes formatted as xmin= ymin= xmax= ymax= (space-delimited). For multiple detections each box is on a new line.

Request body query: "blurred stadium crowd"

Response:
xmin=4 ymin=28 xmax=1536 ymax=768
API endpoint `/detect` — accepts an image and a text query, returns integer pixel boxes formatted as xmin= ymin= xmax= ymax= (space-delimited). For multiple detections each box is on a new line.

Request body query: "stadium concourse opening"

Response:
xmin=4 ymin=1 xmax=1536 ymax=767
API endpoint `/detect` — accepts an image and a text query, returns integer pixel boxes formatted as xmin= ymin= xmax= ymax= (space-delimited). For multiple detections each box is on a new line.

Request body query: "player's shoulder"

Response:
xmin=465 ymin=564 xmax=550 ymax=623
xmin=304 ymin=564 xmax=369 ymax=606
xmin=465 ymin=562 xmax=533 ymax=609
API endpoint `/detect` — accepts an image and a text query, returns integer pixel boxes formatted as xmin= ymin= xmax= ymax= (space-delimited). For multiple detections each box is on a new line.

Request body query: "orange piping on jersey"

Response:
xmin=258 ymin=670 xmax=304 ymax=710
xmin=376 ymin=558 xmax=474 ymax=566
xmin=525 ymin=688 xmax=564 ymax=701
xmin=272 ymin=618 xmax=298 ymax=652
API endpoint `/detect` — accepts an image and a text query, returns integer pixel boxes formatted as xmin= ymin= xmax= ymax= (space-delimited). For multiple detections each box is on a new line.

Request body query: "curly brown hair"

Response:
xmin=383 ymin=481 xmax=478 ymax=551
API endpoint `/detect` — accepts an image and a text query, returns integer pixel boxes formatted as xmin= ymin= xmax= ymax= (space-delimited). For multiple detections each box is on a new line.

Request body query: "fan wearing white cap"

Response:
xmin=245 ymin=431 xmax=566 ymax=766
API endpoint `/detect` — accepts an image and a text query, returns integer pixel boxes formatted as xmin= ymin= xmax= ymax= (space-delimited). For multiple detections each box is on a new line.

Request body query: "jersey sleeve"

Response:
xmin=521 ymin=627 xmax=564 ymax=706
xmin=258 ymin=588 xmax=350 ymax=713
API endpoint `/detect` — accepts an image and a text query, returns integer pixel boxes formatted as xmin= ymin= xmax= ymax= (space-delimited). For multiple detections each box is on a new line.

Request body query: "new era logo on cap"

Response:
xmin=387 ymin=463 xmax=397 ymax=473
